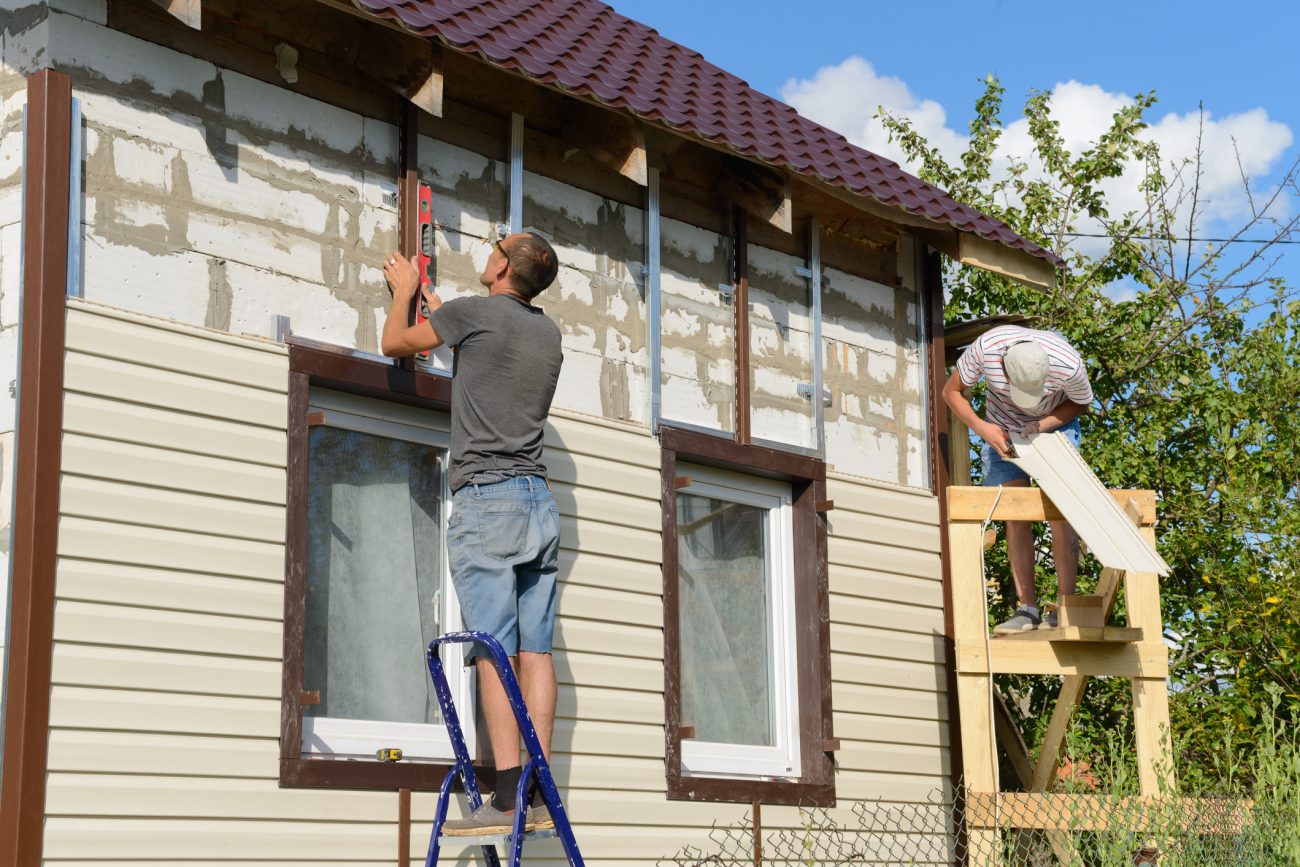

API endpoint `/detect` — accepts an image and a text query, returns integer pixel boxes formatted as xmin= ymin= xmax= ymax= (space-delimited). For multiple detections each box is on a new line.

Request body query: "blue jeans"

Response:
xmin=448 ymin=476 xmax=560 ymax=665
xmin=982 ymin=418 xmax=1082 ymax=486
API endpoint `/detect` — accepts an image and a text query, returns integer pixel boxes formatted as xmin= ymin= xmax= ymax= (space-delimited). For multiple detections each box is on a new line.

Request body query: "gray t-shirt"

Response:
xmin=429 ymin=294 xmax=563 ymax=492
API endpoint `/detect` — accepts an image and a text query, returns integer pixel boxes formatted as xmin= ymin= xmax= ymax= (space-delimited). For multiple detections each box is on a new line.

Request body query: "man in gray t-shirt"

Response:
xmin=380 ymin=232 xmax=564 ymax=835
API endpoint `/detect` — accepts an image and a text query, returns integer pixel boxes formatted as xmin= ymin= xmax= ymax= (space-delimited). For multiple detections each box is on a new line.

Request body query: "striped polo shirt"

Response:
xmin=955 ymin=325 xmax=1093 ymax=432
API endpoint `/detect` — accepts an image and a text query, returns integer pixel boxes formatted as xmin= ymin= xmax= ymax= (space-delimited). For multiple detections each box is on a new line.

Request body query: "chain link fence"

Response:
xmin=659 ymin=783 xmax=1295 ymax=866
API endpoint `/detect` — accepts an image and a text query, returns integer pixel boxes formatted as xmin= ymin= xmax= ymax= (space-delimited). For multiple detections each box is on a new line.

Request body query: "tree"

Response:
xmin=880 ymin=78 xmax=1300 ymax=781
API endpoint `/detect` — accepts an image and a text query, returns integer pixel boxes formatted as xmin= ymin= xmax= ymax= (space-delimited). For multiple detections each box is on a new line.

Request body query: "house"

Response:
xmin=0 ymin=0 xmax=1062 ymax=862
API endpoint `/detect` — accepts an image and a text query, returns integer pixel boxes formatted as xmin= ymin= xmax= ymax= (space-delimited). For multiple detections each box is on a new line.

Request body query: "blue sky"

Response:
xmin=613 ymin=0 xmax=1299 ymax=298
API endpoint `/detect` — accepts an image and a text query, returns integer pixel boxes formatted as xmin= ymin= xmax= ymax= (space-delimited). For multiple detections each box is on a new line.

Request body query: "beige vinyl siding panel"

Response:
xmin=43 ymin=300 xmax=951 ymax=863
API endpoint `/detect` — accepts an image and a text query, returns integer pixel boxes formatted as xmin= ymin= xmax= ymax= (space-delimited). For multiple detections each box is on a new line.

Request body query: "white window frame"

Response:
xmin=676 ymin=465 xmax=801 ymax=780
xmin=299 ymin=389 xmax=475 ymax=763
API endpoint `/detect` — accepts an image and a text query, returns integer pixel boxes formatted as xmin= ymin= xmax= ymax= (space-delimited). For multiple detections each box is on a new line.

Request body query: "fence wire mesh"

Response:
xmin=658 ymin=782 xmax=1296 ymax=866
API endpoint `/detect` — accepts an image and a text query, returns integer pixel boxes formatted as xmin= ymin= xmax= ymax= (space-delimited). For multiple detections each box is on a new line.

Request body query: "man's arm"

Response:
xmin=1021 ymin=400 xmax=1088 ymax=435
xmin=941 ymin=369 xmax=1014 ymax=458
xmin=380 ymin=252 xmax=445 ymax=357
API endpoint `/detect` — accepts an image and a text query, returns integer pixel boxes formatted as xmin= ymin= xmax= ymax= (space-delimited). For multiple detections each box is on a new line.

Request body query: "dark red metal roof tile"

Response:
xmin=358 ymin=0 xmax=1061 ymax=268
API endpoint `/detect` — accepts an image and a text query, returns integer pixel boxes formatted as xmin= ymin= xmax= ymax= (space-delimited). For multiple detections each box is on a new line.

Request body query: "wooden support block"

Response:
xmin=717 ymin=160 xmax=792 ymax=233
xmin=815 ymin=499 xmax=834 ymax=513
xmin=299 ymin=690 xmax=320 ymax=706
xmin=677 ymin=725 xmax=695 ymax=740
xmin=150 ymin=0 xmax=201 ymax=28
xmin=1058 ymin=594 xmax=1105 ymax=628
xmin=305 ymin=411 xmax=326 ymax=427
xmin=982 ymin=527 xmax=997 ymax=551
xmin=673 ymin=476 xmax=693 ymax=490
xmin=821 ymin=738 xmax=841 ymax=752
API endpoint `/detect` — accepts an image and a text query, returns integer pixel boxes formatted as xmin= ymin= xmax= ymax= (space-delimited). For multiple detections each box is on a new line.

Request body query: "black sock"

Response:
xmin=492 ymin=766 xmax=521 ymax=812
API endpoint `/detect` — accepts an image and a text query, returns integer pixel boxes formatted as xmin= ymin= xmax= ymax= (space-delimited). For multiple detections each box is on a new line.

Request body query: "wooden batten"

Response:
xmin=958 ymin=232 xmax=1058 ymax=291
xmin=150 ymin=0 xmax=201 ymax=28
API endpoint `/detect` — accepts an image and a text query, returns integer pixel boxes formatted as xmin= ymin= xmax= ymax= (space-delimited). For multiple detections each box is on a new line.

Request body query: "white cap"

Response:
xmin=1004 ymin=341 xmax=1050 ymax=409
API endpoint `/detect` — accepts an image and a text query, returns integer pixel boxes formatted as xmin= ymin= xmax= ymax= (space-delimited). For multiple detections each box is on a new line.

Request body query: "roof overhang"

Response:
xmin=956 ymin=233 xmax=1058 ymax=292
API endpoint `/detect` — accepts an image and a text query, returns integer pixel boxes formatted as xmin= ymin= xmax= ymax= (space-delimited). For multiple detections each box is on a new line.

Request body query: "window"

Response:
xmin=299 ymin=394 xmax=474 ymax=763
xmin=281 ymin=339 xmax=477 ymax=791
xmin=661 ymin=425 xmax=836 ymax=806
xmin=676 ymin=470 xmax=800 ymax=779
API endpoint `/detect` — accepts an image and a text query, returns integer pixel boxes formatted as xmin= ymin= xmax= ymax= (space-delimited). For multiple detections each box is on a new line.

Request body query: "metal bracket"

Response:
xmin=797 ymin=383 xmax=832 ymax=407
xmin=717 ymin=283 xmax=735 ymax=301
xmin=793 ymin=265 xmax=813 ymax=279
xmin=274 ymin=315 xmax=293 ymax=344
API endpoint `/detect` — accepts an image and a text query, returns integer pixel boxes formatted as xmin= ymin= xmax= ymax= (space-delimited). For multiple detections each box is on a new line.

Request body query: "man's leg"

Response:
xmin=1003 ymin=478 xmax=1037 ymax=607
xmin=477 ymin=656 xmax=522 ymax=773
xmin=518 ymin=651 xmax=556 ymax=761
xmin=1050 ymin=520 xmax=1079 ymax=596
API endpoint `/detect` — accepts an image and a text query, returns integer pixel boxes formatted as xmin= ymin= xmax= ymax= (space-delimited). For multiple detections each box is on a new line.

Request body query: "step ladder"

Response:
xmin=424 ymin=631 xmax=585 ymax=867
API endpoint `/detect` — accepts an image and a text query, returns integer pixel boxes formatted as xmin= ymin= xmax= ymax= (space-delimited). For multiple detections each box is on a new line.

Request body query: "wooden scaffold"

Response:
xmin=948 ymin=485 xmax=1179 ymax=865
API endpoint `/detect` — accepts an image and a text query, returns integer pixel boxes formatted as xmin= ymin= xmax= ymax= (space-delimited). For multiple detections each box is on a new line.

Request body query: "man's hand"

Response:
xmin=978 ymin=421 xmax=1015 ymax=458
xmin=1021 ymin=419 xmax=1048 ymax=436
xmin=382 ymin=252 xmax=420 ymax=299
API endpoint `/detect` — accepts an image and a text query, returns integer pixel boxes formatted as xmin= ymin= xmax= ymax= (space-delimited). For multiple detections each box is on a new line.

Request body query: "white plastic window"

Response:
xmin=300 ymin=390 xmax=474 ymax=762
xmin=676 ymin=466 xmax=801 ymax=780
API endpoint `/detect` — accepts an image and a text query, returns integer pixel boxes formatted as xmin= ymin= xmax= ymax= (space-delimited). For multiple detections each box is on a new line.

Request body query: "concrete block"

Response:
xmin=225 ymin=259 xmax=359 ymax=347
xmin=81 ymin=230 xmax=211 ymax=324
xmin=1 ymin=222 xmax=21 ymax=327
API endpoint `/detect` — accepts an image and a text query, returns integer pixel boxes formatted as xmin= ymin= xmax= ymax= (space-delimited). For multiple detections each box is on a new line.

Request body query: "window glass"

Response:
xmin=303 ymin=425 xmax=447 ymax=747
xmin=677 ymin=493 xmax=774 ymax=747
xmin=674 ymin=468 xmax=800 ymax=780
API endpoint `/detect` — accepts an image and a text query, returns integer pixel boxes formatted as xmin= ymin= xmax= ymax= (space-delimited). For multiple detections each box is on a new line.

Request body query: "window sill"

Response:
xmin=279 ymin=757 xmax=498 ymax=793
xmin=666 ymin=775 xmax=835 ymax=808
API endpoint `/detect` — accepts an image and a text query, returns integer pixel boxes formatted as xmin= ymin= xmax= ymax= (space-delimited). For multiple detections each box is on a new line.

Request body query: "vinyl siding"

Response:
xmin=42 ymin=299 xmax=950 ymax=864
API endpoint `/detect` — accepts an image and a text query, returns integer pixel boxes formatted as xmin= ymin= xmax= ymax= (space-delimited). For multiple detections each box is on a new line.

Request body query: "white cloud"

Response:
xmin=781 ymin=60 xmax=1295 ymax=240
xmin=779 ymin=56 xmax=968 ymax=170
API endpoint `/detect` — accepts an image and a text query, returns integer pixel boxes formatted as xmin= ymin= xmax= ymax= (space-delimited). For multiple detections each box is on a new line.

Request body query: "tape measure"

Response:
xmin=376 ymin=747 xmax=404 ymax=763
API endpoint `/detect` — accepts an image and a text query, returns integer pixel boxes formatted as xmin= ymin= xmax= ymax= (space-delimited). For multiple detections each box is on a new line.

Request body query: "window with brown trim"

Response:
xmin=280 ymin=339 xmax=493 ymax=791
xmin=660 ymin=425 xmax=836 ymax=806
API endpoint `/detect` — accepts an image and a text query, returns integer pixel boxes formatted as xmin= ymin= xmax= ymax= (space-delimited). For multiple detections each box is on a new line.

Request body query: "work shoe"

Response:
xmin=529 ymin=803 xmax=555 ymax=830
xmin=994 ymin=606 xmax=1041 ymax=634
xmin=1038 ymin=609 xmax=1059 ymax=630
xmin=441 ymin=800 xmax=533 ymax=837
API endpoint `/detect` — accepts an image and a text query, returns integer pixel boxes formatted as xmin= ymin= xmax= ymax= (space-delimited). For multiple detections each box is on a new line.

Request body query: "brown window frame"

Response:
xmin=278 ymin=338 xmax=495 ymax=791
xmin=660 ymin=424 xmax=836 ymax=806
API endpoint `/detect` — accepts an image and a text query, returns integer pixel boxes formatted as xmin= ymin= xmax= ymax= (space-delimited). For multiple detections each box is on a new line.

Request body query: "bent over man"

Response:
xmin=381 ymin=232 xmax=564 ymax=834
xmin=942 ymin=324 xmax=1093 ymax=633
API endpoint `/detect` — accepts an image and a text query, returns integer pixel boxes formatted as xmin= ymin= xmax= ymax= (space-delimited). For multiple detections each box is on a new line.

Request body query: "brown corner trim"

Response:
xmin=0 ymin=69 xmax=73 ymax=867
xmin=922 ymin=249 xmax=965 ymax=796
xmin=732 ymin=205 xmax=751 ymax=444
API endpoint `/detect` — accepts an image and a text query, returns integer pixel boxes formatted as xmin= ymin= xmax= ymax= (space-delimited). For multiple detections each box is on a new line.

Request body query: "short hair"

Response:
xmin=506 ymin=232 xmax=559 ymax=299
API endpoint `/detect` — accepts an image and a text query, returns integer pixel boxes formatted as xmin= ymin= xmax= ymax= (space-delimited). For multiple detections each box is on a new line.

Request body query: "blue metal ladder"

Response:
xmin=424 ymin=631 xmax=585 ymax=867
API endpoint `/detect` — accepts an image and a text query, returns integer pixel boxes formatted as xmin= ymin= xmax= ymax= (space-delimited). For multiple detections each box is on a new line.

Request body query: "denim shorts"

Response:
xmin=982 ymin=417 xmax=1081 ymax=486
xmin=448 ymin=476 xmax=560 ymax=665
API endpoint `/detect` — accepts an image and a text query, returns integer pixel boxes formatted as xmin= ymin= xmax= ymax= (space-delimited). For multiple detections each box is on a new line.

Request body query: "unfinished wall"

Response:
xmin=0 ymin=0 xmax=37 ymax=679
xmin=659 ymin=216 xmax=734 ymax=432
xmin=821 ymin=232 xmax=926 ymax=487
xmin=748 ymin=241 xmax=815 ymax=450
xmin=10 ymin=0 xmax=399 ymax=349
xmin=524 ymin=169 xmax=647 ymax=424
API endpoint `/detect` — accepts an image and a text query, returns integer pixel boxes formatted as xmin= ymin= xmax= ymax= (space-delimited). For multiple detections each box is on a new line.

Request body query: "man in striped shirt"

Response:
xmin=942 ymin=325 xmax=1094 ymax=633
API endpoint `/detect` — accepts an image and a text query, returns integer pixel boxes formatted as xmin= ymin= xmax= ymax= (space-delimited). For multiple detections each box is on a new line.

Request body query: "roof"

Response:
xmin=351 ymin=0 xmax=1064 ymax=270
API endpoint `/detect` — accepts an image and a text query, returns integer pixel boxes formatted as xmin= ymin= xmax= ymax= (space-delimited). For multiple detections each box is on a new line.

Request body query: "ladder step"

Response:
xmin=438 ymin=828 xmax=560 ymax=846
